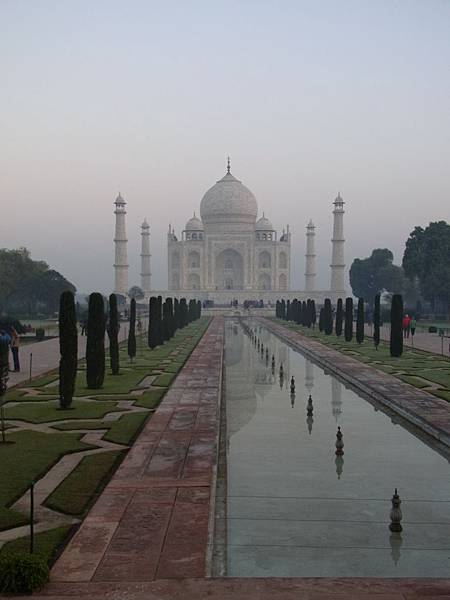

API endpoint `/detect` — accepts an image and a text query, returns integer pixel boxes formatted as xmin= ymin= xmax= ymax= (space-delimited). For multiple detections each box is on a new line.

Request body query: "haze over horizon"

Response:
xmin=1 ymin=0 xmax=449 ymax=295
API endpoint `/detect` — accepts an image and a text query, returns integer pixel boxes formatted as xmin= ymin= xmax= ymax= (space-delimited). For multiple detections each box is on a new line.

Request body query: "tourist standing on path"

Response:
xmin=402 ymin=314 xmax=411 ymax=338
xmin=410 ymin=317 xmax=417 ymax=337
xmin=10 ymin=327 xmax=20 ymax=372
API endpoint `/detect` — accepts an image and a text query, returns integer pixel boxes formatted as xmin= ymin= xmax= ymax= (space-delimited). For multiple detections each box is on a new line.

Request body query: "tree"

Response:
xmin=280 ymin=300 xmax=286 ymax=320
xmin=156 ymin=296 xmax=163 ymax=344
xmin=128 ymin=298 xmax=137 ymax=361
xmin=373 ymin=293 xmax=381 ymax=350
xmin=344 ymin=297 xmax=353 ymax=342
xmin=310 ymin=300 xmax=317 ymax=328
xmin=335 ymin=298 xmax=343 ymax=336
xmin=108 ymin=294 xmax=120 ymax=374
xmin=197 ymin=300 xmax=202 ymax=319
xmin=128 ymin=286 xmax=145 ymax=301
xmin=323 ymin=298 xmax=333 ymax=335
xmin=349 ymin=248 xmax=405 ymax=306
xmin=356 ymin=298 xmax=365 ymax=344
xmin=403 ymin=221 xmax=450 ymax=314
xmin=0 ymin=248 xmax=76 ymax=316
xmin=148 ymin=297 xmax=158 ymax=349
xmin=179 ymin=298 xmax=188 ymax=328
xmin=58 ymin=291 xmax=78 ymax=409
xmin=86 ymin=293 xmax=105 ymax=389
xmin=174 ymin=298 xmax=181 ymax=330
xmin=390 ymin=294 xmax=403 ymax=357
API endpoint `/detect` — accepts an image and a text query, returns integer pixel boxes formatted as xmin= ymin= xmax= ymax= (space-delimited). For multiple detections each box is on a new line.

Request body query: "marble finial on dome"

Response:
xmin=227 ymin=156 xmax=231 ymax=174
xmin=141 ymin=218 xmax=149 ymax=229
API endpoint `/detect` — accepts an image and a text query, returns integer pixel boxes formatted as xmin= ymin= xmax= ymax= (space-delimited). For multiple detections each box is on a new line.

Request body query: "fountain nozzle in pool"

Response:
xmin=290 ymin=376 xmax=295 ymax=393
xmin=307 ymin=394 xmax=313 ymax=416
xmin=335 ymin=426 xmax=344 ymax=456
xmin=389 ymin=488 xmax=403 ymax=532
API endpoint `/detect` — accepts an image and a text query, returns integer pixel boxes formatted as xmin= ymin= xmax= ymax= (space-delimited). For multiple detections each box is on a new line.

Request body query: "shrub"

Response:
xmin=127 ymin=298 xmax=136 ymax=360
xmin=428 ymin=326 xmax=437 ymax=333
xmin=373 ymin=293 xmax=381 ymax=349
xmin=356 ymin=298 xmax=365 ymax=344
xmin=35 ymin=328 xmax=45 ymax=342
xmin=148 ymin=297 xmax=158 ymax=349
xmin=156 ymin=296 xmax=164 ymax=344
xmin=318 ymin=307 xmax=324 ymax=332
xmin=0 ymin=552 xmax=49 ymax=594
xmin=335 ymin=298 xmax=343 ymax=336
xmin=58 ymin=291 xmax=78 ymax=409
xmin=86 ymin=293 xmax=105 ymax=389
xmin=310 ymin=300 xmax=317 ymax=328
xmin=108 ymin=294 xmax=120 ymax=374
xmin=390 ymin=294 xmax=404 ymax=357
xmin=344 ymin=297 xmax=353 ymax=342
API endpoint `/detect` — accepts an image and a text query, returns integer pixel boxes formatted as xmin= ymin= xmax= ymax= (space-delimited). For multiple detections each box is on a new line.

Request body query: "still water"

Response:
xmin=224 ymin=319 xmax=450 ymax=577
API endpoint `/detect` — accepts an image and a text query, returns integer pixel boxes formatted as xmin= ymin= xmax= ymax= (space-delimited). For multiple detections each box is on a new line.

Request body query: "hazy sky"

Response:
xmin=1 ymin=0 xmax=449 ymax=294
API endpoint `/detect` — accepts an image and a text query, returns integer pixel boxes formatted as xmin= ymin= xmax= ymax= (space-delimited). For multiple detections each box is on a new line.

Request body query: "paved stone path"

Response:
xmin=260 ymin=318 xmax=450 ymax=448
xmin=379 ymin=324 xmax=450 ymax=356
xmin=50 ymin=316 xmax=224 ymax=583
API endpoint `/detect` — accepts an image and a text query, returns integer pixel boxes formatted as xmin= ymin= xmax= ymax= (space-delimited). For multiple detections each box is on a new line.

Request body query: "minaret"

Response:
xmin=304 ymin=220 xmax=316 ymax=292
xmin=113 ymin=193 xmax=128 ymax=296
xmin=140 ymin=219 xmax=151 ymax=295
xmin=330 ymin=193 xmax=345 ymax=292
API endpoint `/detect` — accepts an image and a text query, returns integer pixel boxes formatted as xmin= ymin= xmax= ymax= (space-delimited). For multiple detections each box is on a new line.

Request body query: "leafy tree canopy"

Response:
xmin=128 ymin=286 xmax=144 ymax=300
xmin=349 ymin=248 xmax=404 ymax=305
xmin=0 ymin=248 xmax=76 ymax=317
xmin=402 ymin=221 xmax=450 ymax=311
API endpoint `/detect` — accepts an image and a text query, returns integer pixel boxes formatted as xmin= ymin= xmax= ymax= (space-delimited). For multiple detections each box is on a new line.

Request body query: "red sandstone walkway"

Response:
xmin=50 ymin=317 xmax=224 ymax=583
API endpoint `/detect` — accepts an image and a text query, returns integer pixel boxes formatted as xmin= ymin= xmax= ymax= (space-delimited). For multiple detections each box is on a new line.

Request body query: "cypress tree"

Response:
xmin=148 ymin=296 xmax=158 ymax=349
xmin=86 ymin=292 xmax=106 ymax=389
xmin=344 ymin=297 xmax=353 ymax=342
xmin=166 ymin=298 xmax=175 ymax=338
xmin=59 ymin=290 xmax=78 ymax=408
xmin=197 ymin=300 xmax=202 ymax=319
xmin=180 ymin=298 xmax=188 ymax=327
xmin=286 ymin=300 xmax=291 ymax=321
xmin=108 ymin=294 xmax=120 ymax=375
xmin=156 ymin=296 xmax=163 ymax=344
xmin=174 ymin=297 xmax=181 ymax=330
xmin=390 ymin=294 xmax=403 ymax=357
xmin=318 ymin=307 xmax=324 ymax=332
xmin=281 ymin=299 xmax=286 ymax=320
xmin=356 ymin=297 xmax=365 ymax=344
xmin=162 ymin=300 xmax=170 ymax=341
xmin=297 ymin=300 xmax=302 ymax=324
xmin=302 ymin=300 xmax=308 ymax=326
xmin=128 ymin=298 xmax=137 ymax=360
xmin=373 ymin=293 xmax=381 ymax=350
xmin=311 ymin=300 xmax=317 ymax=328
xmin=324 ymin=298 xmax=333 ymax=335
xmin=188 ymin=299 xmax=196 ymax=323
xmin=335 ymin=298 xmax=343 ymax=337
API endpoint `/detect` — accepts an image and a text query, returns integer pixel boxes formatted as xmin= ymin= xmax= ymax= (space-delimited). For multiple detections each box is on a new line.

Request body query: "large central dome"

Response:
xmin=200 ymin=170 xmax=258 ymax=228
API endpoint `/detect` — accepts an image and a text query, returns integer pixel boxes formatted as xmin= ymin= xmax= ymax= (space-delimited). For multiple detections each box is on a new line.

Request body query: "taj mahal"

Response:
xmin=113 ymin=160 xmax=346 ymax=304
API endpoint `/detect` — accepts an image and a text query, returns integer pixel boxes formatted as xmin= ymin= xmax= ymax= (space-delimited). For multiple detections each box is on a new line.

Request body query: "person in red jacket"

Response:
xmin=402 ymin=314 xmax=411 ymax=338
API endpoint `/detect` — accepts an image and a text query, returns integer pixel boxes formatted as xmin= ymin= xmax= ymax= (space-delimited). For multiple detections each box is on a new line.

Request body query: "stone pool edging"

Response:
xmin=49 ymin=316 xmax=224 ymax=583
xmin=258 ymin=318 xmax=450 ymax=450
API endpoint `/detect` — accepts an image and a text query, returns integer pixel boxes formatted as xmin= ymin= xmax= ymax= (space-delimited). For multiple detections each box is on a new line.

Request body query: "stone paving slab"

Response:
xmin=50 ymin=317 xmax=224 ymax=584
xmin=15 ymin=577 xmax=450 ymax=599
xmin=260 ymin=318 xmax=450 ymax=449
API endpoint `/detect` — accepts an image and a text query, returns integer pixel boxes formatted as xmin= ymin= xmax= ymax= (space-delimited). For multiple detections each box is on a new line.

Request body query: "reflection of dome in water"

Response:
xmin=225 ymin=322 xmax=243 ymax=367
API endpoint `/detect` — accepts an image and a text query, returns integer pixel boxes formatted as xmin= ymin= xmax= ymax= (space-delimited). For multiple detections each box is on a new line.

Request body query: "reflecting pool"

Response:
xmin=224 ymin=319 xmax=450 ymax=577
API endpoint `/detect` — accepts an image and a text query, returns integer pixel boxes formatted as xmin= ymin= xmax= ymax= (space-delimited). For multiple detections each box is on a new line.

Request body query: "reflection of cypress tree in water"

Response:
xmin=331 ymin=378 xmax=343 ymax=422
xmin=305 ymin=360 xmax=314 ymax=393
xmin=306 ymin=414 xmax=313 ymax=434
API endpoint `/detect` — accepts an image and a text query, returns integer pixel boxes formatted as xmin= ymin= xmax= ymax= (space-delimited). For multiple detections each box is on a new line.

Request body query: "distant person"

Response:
xmin=0 ymin=329 xmax=11 ymax=371
xmin=402 ymin=314 xmax=411 ymax=338
xmin=10 ymin=327 xmax=20 ymax=372
xmin=80 ymin=320 xmax=86 ymax=335
xmin=410 ymin=317 xmax=417 ymax=337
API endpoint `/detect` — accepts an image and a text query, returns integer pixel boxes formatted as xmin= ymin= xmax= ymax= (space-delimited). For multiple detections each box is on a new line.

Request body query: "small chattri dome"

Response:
xmin=255 ymin=213 xmax=273 ymax=230
xmin=185 ymin=213 xmax=204 ymax=231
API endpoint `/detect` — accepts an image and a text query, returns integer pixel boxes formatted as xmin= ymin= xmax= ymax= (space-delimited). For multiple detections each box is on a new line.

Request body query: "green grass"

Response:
xmin=0 ymin=526 xmax=72 ymax=565
xmin=103 ymin=412 xmax=149 ymax=445
xmin=4 ymin=399 xmax=125 ymax=424
xmin=44 ymin=451 xmax=125 ymax=517
xmin=0 ymin=431 xmax=93 ymax=530
xmin=152 ymin=372 xmax=176 ymax=387
xmin=273 ymin=318 xmax=450 ymax=403
xmin=133 ymin=388 xmax=167 ymax=409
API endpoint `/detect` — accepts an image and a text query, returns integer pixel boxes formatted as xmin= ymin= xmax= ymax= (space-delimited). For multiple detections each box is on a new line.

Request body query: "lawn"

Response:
xmin=272 ymin=318 xmax=450 ymax=402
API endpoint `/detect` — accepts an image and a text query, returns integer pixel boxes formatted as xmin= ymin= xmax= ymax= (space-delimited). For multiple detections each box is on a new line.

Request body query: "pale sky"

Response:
xmin=1 ymin=0 xmax=449 ymax=294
